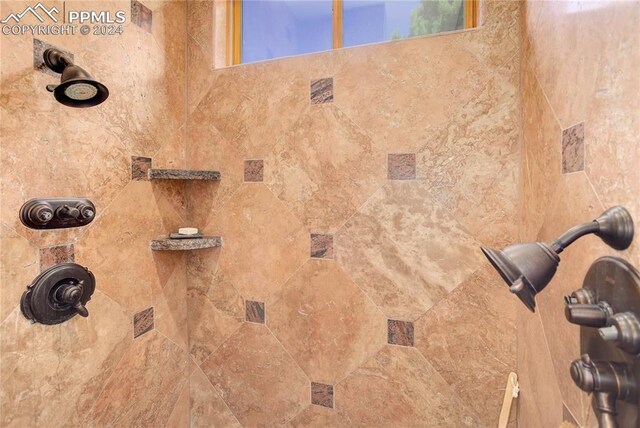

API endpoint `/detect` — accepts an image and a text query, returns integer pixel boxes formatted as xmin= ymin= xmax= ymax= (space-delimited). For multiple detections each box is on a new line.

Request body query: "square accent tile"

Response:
xmin=387 ymin=319 xmax=414 ymax=346
xmin=388 ymin=153 xmax=416 ymax=180
xmin=131 ymin=156 xmax=152 ymax=180
xmin=244 ymin=159 xmax=264 ymax=182
xmin=34 ymin=39 xmax=74 ymax=77
xmin=562 ymin=122 xmax=585 ymax=173
xmin=246 ymin=300 xmax=265 ymax=323
xmin=310 ymin=78 xmax=334 ymax=104
xmin=131 ymin=0 xmax=153 ymax=32
xmin=39 ymin=243 xmax=75 ymax=271
xmin=311 ymin=382 xmax=334 ymax=408
xmin=310 ymin=233 xmax=334 ymax=259
xmin=133 ymin=307 xmax=154 ymax=338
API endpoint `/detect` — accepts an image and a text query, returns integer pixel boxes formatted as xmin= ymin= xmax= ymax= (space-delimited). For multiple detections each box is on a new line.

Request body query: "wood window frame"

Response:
xmin=229 ymin=0 xmax=477 ymax=66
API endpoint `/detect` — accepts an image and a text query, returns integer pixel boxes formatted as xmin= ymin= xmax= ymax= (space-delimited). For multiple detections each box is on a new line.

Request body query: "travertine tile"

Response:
xmin=415 ymin=266 xmax=516 ymax=426
xmin=287 ymin=405 xmax=341 ymax=427
xmin=268 ymin=260 xmax=386 ymax=384
xmin=265 ymin=105 xmax=386 ymax=230
xmin=0 ymin=224 xmax=39 ymax=322
xmin=336 ymin=180 xmax=484 ymax=320
xmin=187 ymin=250 xmax=244 ymax=365
xmin=190 ymin=365 xmax=241 ymax=428
xmin=75 ymin=181 xmax=184 ymax=312
xmin=213 ymin=185 xmax=308 ymax=304
xmin=201 ymin=323 xmax=309 ymax=427
xmin=516 ymin=304 xmax=564 ymax=428
xmin=84 ymin=332 xmax=188 ymax=427
xmin=335 ymin=346 xmax=482 ymax=426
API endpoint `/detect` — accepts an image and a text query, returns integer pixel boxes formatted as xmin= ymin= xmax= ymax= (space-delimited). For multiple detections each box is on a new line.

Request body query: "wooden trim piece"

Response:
xmin=464 ymin=0 xmax=478 ymax=29
xmin=332 ymin=0 xmax=343 ymax=49
xmin=231 ymin=0 xmax=242 ymax=65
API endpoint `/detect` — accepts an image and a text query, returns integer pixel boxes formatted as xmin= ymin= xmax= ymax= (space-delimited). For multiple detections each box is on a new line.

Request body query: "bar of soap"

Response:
xmin=178 ymin=227 xmax=199 ymax=235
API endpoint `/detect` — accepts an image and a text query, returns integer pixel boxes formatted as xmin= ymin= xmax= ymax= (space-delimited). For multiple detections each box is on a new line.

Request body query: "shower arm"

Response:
xmin=550 ymin=222 xmax=600 ymax=254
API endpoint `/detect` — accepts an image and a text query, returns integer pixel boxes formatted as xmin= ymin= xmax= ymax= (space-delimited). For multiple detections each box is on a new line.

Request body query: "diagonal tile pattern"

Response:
xmin=268 ymin=260 xmax=387 ymax=384
xmin=201 ymin=323 xmax=309 ymax=426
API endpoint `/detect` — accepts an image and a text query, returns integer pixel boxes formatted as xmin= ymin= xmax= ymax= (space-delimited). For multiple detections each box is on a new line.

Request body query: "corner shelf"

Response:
xmin=150 ymin=236 xmax=222 ymax=251
xmin=149 ymin=169 xmax=221 ymax=181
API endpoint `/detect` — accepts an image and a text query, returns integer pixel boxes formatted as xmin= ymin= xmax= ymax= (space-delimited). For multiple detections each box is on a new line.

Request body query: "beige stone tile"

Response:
xmin=520 ymin=59 xmax=562 ymax=241
xmin=417 ymin=59 xmax=520 ymax=247
xmin=83 ymin=331 xmax=189 ymax=427
xmin=287 ymin=405 xmax=342 ymax=428
xmin=166 ymin=380 xmax=190 ymax=428
xmin=0 ymin=224 xmax=39 ymax=322
xmin=75 ymin=181 xmax=184 ymax=312
xmin=201 ymin=323 xmax=309 ymax=427
xmin=187 ymin=34 xmax=215 ymax=114
xmin=0 ymin=307 xmax=64 ymax=428
xmin=336 ymin=181 xmax=485 ymax=320
xmin=195 ymin=61 xmax=308 ymax=158
xmin=268 ymin=260 xmax=387 ymax=384
xmin=190 ymin=364 xmax=241 ymax=428
xmin=415 ymin=266 xmax=517 ymax=426
xmin=516 ymin=304 xmax=564 ymax=428
xmin=264 ymin=105 xmax=387 ymax=231
xmin=55 ymin=290 xmax=133 ymax=426
xmin=154 ymin=253 xmax=189 ymax=350
xmin=186 ymin=249 xmax=244 ymax=365
xmin=335 ymin=346 xmax=482 ymax=426
xmin=213 ymin=185 xmax=308 ymax=304
xmin=185 ymin=106 xmax=244 ymax=229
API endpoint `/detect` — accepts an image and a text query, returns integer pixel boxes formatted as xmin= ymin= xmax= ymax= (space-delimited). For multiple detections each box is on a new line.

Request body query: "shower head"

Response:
xmin=43 ymin=48 xmax=109 ymax=108
xmin=482 ymin=206 xmax=634 ymax=312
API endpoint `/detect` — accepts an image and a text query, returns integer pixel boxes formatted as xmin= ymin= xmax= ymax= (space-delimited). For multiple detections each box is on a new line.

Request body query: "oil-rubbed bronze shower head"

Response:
xmin=43 ymin=48 xmax=109 ymax=108
xmin=482 ymin=206 xmax=634 ymax=312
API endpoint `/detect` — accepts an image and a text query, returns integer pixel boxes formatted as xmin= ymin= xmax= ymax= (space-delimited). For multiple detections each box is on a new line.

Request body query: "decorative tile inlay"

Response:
xmin=244 ymin=159 xmax=264 ymax=182
xmin=133 ymin=307 xmax=154 ymax=338
xmin=131 ymin=0 xmax=153 ymax=32
xmin=33 ymin=39 xmax=74 ymax=77
xmin=562 ymin=122 xmax=585 ymax=173
xmin=245 ymin=300 xmax=265 ymax=323
xmin=39 ymin=243 xmax=74 ymax=271
xmin=387 ymin=319 xmax=414 ymax=346
xmin=388 ymin=153 xmax=416 ymax=180
xmin=310 ymin=233 xmax=333 ymax=259
xmin=310 ymin=78 xmax=334 ymax=104
xmin=311 ymin=382 xmax=334 ymax=408
xmin=131 ymin=156 xmax=152 ymax=180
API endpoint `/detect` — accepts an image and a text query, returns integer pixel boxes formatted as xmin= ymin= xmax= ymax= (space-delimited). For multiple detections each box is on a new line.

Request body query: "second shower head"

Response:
xmin=44 ymin=48 xmax=109 ymax=108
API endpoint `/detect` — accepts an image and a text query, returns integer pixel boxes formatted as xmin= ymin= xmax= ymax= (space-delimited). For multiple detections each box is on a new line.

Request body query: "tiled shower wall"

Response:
xmin=0 ymin=1 xmax=191 ymax=426
xmin=185 ymin=0 xmax=520 ymax=426
xmin=518 ymin=1 xmax=640 ymax=427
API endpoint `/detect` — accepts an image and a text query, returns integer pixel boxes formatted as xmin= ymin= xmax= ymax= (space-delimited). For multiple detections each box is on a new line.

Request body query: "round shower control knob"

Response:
xmin=76 ymin=203 xmax=95 ymax=220
xmin=597 ymin=312 xmax=640 ymax=356
xmin=28 ymin=202 xmax=54 ymax=225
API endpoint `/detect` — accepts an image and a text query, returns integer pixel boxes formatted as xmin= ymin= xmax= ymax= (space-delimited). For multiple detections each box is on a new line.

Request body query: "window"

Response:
xmin=229 ymin=0 xmax=477 ymax=65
